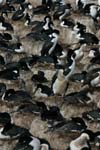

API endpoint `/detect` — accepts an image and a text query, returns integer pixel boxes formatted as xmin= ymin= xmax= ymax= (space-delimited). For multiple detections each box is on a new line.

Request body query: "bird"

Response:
xmin=0 ymin=67 xmax=19 ymax=80
xmin=12 ymin=4 xmax=27 ymax=21
xmin=73 ymin=22 xmax=86 ymax=34
xmin=34 ymin=84 xmax=53 ymax=97
xmin=82 ymin=68 xmax=100 ymax=87
xmin=13 ymin=132 xmax=41 ymax=150
xmin=32 ymin=2 xmax=50 ymax=15
xmin=76 ymin=29 xmax=99 ymax=45
xmin=13 ymin=102 xmax=42 ymax=115
xmin=0 ymin=83 xmax=6 ymax=98
xmin=52 ymin=52 xmax=76 ymax=96
xmin=0 ymin=112 xmax=29 ymax=140
xmin=31 ymin=71 xmax=48 ymax=84
xmin=76 ymin=0 xmax=91 ymax=11
xmin=2 ymin=89 xmax=32 ymax=103
xmin=82 ymin=108 xmax=100 ymax=122
xmin=13 ymin=132 xmax=51 ymax=150
xmin=63 ymin=88 xmax=94 ymax=105
xmin=18 ymin=55 xmax=39 ymax=71
xmin=40 ymin=143 xmax=51 ymax=150
xmin=69 ymin=71 xmax=87 ymax=82
xmin=60 ymin=18 xmax=75 ymax=29
xmin=7 ymin=42 xmax=25 ymax=53
xmin=83 ymin=3 xmax=98 ymax=19
xmin=51 ymin=69 xmax=69 ymax=96
xmin=0 ymin=0 xmax=6 ymax=5
xmin=40 ymin=105 xmax=64 ymax=126
xmin=88 ymin=48 xmax=100 ymax=58
xmin=0 ymin=32 xmax=15 ymax=42
xmin=0 ymin=55 xmax=5 ymax=66
xmin=0 ymin=3 xmax=15 ymax=17
xmin=90 ymin=55 xmax=100 ymax=65
xmin=31 ymin=15 xmax=53 ymax=31
xmin=49 ymin=117 xmax=87 ymax=133
xmin=26 ymin=15 xmax=53 ymax=41
xmin=7 ymin=0 xmax=27 ymax=4
xmin=0 ymin=112 xmax=12 ymax=125
xmin=53 ymin=3 xmax=72 ymax=20
xmin=42 ymin=0 xmax=53 ymax=9
xmin=67 ymin=132 xmax=91 ymax=150
xmin=94 ymin=131 xmax=100 ymax=148
xmin=0 ymin=19 xmax=13 ymax=31
xmin=41 ymin=29 xmax=59 ymax=56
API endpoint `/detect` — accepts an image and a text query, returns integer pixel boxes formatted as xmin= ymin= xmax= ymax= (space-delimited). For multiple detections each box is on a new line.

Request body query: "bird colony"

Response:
xmin=0 ymin=0 xmax=100 ymax=149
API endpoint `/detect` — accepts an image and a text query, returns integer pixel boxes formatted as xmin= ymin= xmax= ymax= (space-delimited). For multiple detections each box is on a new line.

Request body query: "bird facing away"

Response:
xmin=67 ymin=133 xmax=91 ymax=150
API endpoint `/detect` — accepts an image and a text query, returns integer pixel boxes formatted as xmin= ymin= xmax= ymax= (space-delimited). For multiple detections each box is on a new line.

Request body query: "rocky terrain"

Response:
xmin=0 ymin=0 xmax=100 ymax=150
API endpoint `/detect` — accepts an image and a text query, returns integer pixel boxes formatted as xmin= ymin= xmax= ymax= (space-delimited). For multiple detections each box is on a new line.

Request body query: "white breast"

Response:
xmin=53 ymin=78 xmax=67 ymax=95
xmin=0 ymin=22 xmax=6 ymax=30
xmin=91 ymin=75 xmax=100 ymax=87
xmin=29 ymin=136 xmax=41 ymax=150
xmin=15 ymin=46 xmax=24 ymax=53
xmin=90 ymin=5 xmax=97 ymax=18
xmin=0 ymin=128 xmax=10 ymax=139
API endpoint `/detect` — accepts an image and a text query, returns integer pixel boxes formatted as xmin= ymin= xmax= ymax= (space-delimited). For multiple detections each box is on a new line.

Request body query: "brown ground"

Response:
xmin=0 ymin=0 xmax=100 ymax=150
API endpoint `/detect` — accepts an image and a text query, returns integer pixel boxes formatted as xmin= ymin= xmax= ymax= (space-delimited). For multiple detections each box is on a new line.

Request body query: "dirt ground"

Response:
xmin=0 ymin=0 xmax=100 ymax=150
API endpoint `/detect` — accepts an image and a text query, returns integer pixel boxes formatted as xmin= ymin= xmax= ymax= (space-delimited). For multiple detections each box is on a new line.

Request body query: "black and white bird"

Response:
xmin=82 ymin=108 xmax=100 ymax=122
xmin=2 ymin=88 xmax=32 ymax=103
xmin=53 ymin=3 xmax=72 ymax=20
xmin=88 ymin=48 xmax=100 ymax=65
xmin=76 ymin=0 xmax=91 ymax=11
xmin=70 ymin=71 xmax=87 ymax=83
xmin=0 ymin=0 xmax=6 ymax=5
xmin=63 ymin=88 xmax=94 ymax=105
xmin=52 ymin=52 xmax=76 ymax=96
xmin=18 ymin=55 xmax=39 ymax=71
xmin=12 ymin=4 xmax=27 ymax=21
xmin=32 ymin=1 xmax=51 ymax=15
xmin=0 ymin=112 xmax=28 ymax=140
xmin=67 ymin=132 xmax=91 ymax=150
xmin=82 ymin=68 xmax=100 ymax=87
xmin=0 ymin=83 xmax=6 ymax=98
xmin=32 ymin=15 xmax=54 ymax=36
xmin=88 ymin=48 xmax=100 ymax=58
xmin=0 ymin=33 xmax=15 ymax=42
xmin=0 ymin=112 xmax=12 ymax=125
xmin=13 ymin=132 xmax=41 ymax=150
xmin=13 ymin=102 xmax=42 ymax=114
xmin=41 ymin=29 xmax=59 ymax=56
xmin=40 ymin=105 xmax=64 ymax=126
xmin=73 ymin=22 xmax=86 ymax=34
xmin=26 ymin=16 xmax=53 ymax=41
xmin=0 ymin=55 xmax=5 ymax=67
xmin=94 ymin=131 xmax=100 ymax=148
xmin=0 ymin=67 xmax=19 ymax=80
xmin=90 ymin=55 xmax=100 ymax=65
xmin=34 ymin=84 xmax=53 ymax=97
xmin=13 ymin=132 xmax=51 ymax=150
xmin=42 ymin=0 xmax=53 ymax=9
xmin=7 ymin=42 xmax=25 ymax=53
xmin=0 ymin=3 xmax=15 ymax=17
xmin=60 ymin=18 xmax=75 ymax=29
xmin=75 ymin=29 xmax=100 ymax=45
xmin=49 ymin=117 xmax=87 ymax=133
xmin=83 ymin=3 xmax=98 ymax=19
xmin=7 ymin=0 xmax=27 ymax=4
xmin=31 ymin=71 xmax=48 ymax=84
xmin=0 ymin=19 xmax=13 ymax=31
xmin=51 ymin=69 xmax=69 ymax=96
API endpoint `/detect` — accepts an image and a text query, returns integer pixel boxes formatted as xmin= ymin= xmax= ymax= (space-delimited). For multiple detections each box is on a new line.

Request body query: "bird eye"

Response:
xmin=13 ymin=70 xmax=18 ymax=74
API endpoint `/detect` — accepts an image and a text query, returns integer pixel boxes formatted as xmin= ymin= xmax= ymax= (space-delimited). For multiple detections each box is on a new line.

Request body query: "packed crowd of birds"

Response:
xmin=0 ymin=0 xmax=100 ymax=149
